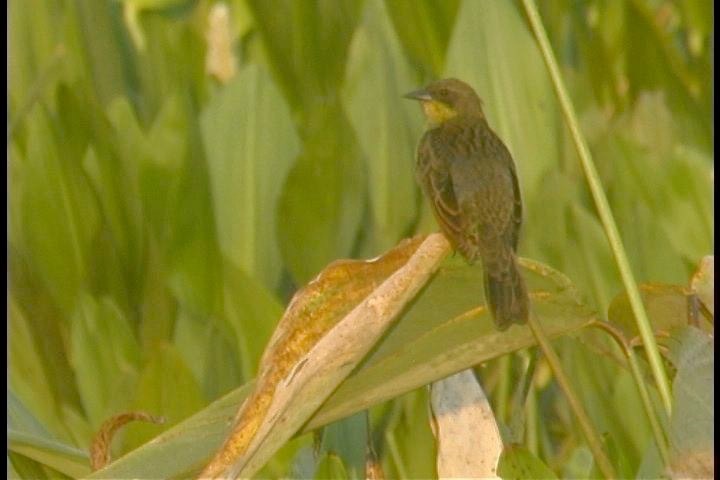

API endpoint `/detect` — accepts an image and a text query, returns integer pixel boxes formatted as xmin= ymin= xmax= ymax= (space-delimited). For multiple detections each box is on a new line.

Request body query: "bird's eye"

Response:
xmin=439 ymin=88 xmax=449 ymax=97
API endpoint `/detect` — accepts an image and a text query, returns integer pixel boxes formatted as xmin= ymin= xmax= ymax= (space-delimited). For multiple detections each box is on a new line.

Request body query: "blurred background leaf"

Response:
xmin=8 ymin=0 xmax=712 ymax=478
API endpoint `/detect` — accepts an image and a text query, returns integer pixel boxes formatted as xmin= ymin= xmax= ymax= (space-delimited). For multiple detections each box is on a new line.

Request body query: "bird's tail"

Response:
xmin=484 ymin=256 xmax=529 ymax=331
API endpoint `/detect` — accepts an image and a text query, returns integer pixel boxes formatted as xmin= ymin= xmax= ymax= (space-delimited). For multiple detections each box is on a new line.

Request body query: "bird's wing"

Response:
xmin=448 ymin=138 xmax=517 ymax=268
xmin=495 ymin=136 xmax=522 ymax=251
xmin=417 ymin=133 xmax=463 ymax=239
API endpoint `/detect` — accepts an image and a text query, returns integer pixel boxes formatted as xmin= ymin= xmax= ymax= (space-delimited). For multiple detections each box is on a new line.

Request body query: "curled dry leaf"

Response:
xmin=89 ymin=411 xmax=165 ymax=471
xmin=430 ymin=369 xmax=502 ymax=479
xmin=199 ymin=233 xmax=451 ymax=478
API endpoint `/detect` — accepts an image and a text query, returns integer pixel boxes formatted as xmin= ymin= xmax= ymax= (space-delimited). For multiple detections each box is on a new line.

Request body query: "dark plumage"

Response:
xmin=405 ymin=78 xmax=529 ymax=330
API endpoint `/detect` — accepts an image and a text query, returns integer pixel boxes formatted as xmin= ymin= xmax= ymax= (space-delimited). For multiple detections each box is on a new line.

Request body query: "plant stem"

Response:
xmin=521 ymin=0 xmax=673 ymax=416
xmin=528 ymin=313 xmax=616 ymax=479
xmin=590 ymin=321 xmax=670 ymax=467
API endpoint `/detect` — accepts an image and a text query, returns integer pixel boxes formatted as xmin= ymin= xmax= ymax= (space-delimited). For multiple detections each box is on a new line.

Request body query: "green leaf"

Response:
xmin=385 ymin=0 xmax=460 ymax=77
xmin=314 ymin=453 xmax=350 ymax=480
xmin=69 ymin=294 xmax=142 ymax=428
xmin=173 ymin=310 xmax=242 ymax=401
xmin=63 ymin=0 xmax=132 ymax=106
xmin=383 ymin=389 xmax=436 ymax=479
xmin=8 ymin=393 xmax=90 ymax=479
xmin=277 ymin=103 xmax=367 ymax=284
xmin=245 ymin=0 xmax=363 ymax=111
xmin=222 ymin=261 xmax=284 ymax=382
xmin=317 ymin=412 xmax=367 ymax=479
xmin=122 ymin=345 xmax=206 ymax=453
xmin=498 ymin=444 xmax=558 ymax=480
xmin=8 ymin=430 xmax=90 ymax=480
xmin=342 ymin=0 xmax=423 ymax=252
xmin=201 ymin=65 xmax=300 ymax=290
xmin=20 ymin=105 xmax=99 ymax=316
xmin=665 ymin=326 xmax=714 ymax=479
xmin=87 ymin=385 xmax=252 ymax=480
xmin=8 ymin=298 xmax=65 ymax=439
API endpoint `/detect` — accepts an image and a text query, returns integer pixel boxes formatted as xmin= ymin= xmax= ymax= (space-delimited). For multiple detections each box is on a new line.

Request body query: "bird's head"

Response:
xmin=404 ymin=78 xmax=485 ymax=126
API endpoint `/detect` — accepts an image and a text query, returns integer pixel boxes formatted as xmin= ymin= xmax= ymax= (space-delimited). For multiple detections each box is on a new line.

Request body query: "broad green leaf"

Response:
xmin=381 ymin=389 xmax=436 ymax=479
xmin=86 ymin=241 xmax=595 ymax=479
xmin=8 ymin=430 xmax=90 ymax=480
xmin=8 ymin=0 xmax=67 ymax=122
xmin=138 ymin=236 xmax=178 ymax=349
xmin=86 ymin=385 xmax=252 ymax=480
xmin=665 ymin=326 xmax=714 ymax=479
xmin=444 ymin=0 xmax=560 ymax=199
xmin=138 ymin=93 xmax=187 ymax=241
xmin=314 ymin=453 xmax=349 ymax=480
xmin=130 ymin=5 xmax=207 ymax=121
xmin=244 ymin=0 xmax=363 ymax=111
xmin=222 ymin=261 xmax=284 ymax=382
xmin=20 ymin=105 xmax=99 ymax=316
xmin=8 ymin=298 xmax=64 ymax=439
xmin=385 ymin=0 xmax=460 ymax=77
xmin=498 ymin=444 xmax=557 ymax=480
xmin=63 ymin=0 xmax=132 ymax=106
xmin=173 ymin=310 xmax=242 ymax=401
xmin=8 ymin=451 xmax=53 ymax=480
xmin=122 ymin=345 xmax=206 ymax=453
xmin=343 ymin=0 xmax=422 ymax=252
xmin=316 ymin=412 xmax=367 ymax=479
xmin=8 ymin=392 xmax=90 ymax=480
xmin=560 ymin=334 xmax=653 ymax=474
xmin=277 ymin=102 xmax=367 ymax=284
xmin=69 ymin=294 xmax=142 ymax=428
xmin=166 ymin=108 xmax=224 ymax=317
xmin=201 ymin=65 xmax=300 ymax=290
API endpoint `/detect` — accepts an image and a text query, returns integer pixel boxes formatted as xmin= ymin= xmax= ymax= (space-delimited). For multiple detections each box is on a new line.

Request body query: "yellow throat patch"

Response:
xmin=421 ymin=100 xmax=458 ymax=125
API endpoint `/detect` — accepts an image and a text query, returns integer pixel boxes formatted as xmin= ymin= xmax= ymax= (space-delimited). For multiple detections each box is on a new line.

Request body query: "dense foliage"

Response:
xmin=8 ymin=0 xmax=712 ymax=478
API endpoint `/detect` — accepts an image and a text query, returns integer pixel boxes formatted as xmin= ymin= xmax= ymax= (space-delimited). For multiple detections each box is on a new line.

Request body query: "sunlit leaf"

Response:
xmin=277 ymin=103 xmax=367 ymax=284
xmin=385 ymin=0 xmax=460 ymax=77
xmin=244 ymin=0 xmax=363 ymax=111
xmin=343 ymin=0 xmax=422 ymax=252
xmin=122 ymin=345 xmax=205 ymax=453
xmin=498 ymin=444 xmax=558 ymax=480
xmin=69 ymin=294 xmax=142 ymax=428
xmin=430 ymin=369 xmax=502 ymax=478
xmin=664 ymin=326 xmax=714 ymax=480
xmin=8 ymin=393 xmax=90 ymax=480
xmin=201 ymin=65 xmax=300 ymax=290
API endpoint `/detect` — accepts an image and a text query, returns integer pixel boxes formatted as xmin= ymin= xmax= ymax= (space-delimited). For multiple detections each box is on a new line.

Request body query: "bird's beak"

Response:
xmin=403 ymin=88 xmax=433 ymax=101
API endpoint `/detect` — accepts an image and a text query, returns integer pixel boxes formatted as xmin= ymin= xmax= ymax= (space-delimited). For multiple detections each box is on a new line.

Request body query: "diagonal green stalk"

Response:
xmin=528 ymin=313 xmax=616 ymax=479
xmin=521 ymin=0 xmax=673 ymax=416
xmin=590 ymin=321 xmax=670 ymax=467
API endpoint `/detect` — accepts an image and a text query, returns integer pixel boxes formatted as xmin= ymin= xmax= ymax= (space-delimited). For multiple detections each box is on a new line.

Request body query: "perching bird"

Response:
xmin=405 ymin=78 xmax=529 ymax=330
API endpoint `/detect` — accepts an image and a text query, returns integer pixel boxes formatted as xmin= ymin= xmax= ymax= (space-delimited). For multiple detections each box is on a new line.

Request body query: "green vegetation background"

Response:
xmin=8 ymin=0 xmax=712 ymax=478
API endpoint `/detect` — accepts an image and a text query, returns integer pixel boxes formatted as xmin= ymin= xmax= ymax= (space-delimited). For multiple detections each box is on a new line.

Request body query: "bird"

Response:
xmin=405 ymin=78 xmax=529 ymax=330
